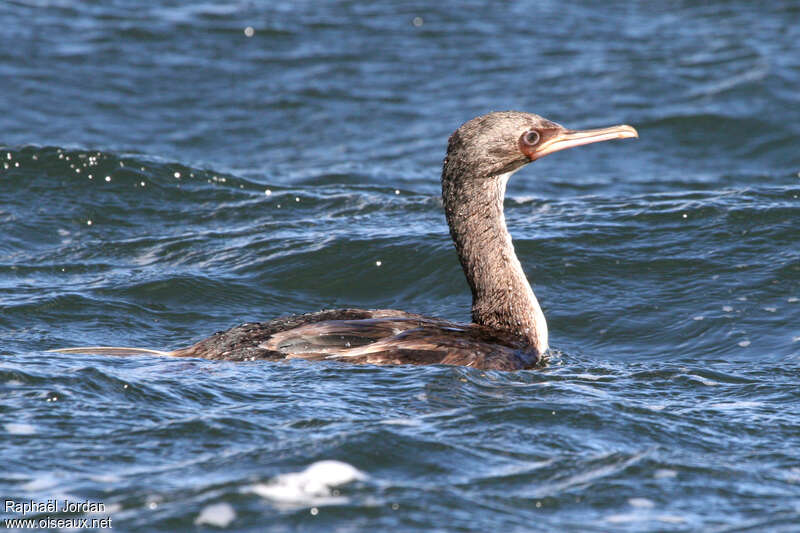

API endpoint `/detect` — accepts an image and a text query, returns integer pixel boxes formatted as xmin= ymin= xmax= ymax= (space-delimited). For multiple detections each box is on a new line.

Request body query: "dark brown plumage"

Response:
xmin=53 ymin=111 xmax=637 ymax=370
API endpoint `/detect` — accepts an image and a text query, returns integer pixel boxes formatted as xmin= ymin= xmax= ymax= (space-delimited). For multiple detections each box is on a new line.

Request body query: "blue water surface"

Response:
xmin=1 ymin=1 xmax=799 ymax=531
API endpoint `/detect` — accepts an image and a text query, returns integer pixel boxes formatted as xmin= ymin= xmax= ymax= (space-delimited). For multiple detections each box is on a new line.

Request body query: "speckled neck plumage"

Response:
xmin=442 ymin=168 xmax=548 ymax=355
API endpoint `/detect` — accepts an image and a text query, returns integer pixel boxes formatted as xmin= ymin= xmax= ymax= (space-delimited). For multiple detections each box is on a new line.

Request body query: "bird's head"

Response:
xmin=443 ymin=111 xmax=637 ymax=182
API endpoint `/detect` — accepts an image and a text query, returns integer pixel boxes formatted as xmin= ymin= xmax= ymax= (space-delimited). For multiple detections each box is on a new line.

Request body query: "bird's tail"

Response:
xmin=48 ymin=346 xmax=174 ymax=357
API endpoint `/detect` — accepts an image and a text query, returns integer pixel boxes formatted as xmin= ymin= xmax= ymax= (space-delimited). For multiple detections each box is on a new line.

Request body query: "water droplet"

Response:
xmin=310 ymin=507 xmax=318 ymax=516
xmin=174 ymin=171 xmax=181 ymax=178
xmin=265 ymin=189 xmax=272 ymax=196
xmin=375 ymin=260 xmax=382 ymax=266
xmin=412 ymin=16 xmax=423 ymax=27
xmin=244 ymin=26 xmax=255 ymax=37
xmin=105 ymin=176 xmax=111 ymax=182
xmin=86 ymin=220 xmax=93 ymax=226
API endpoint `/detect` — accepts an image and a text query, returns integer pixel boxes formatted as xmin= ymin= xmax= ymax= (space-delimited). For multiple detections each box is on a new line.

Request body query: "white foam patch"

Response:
xmin=249 ymin=460 xmax=366 ymax=507
xmin=89 ymin=502 xmax=122 ymax=515
xmin=5 ymin=423 xmax=36 ymax=435
xmin=654 ymin=469 xmax=677 ymax=479
xmin=380 ymin=417 xmax=421 ymax=426
xmin=21 ymin=474 xmax=59 ymax=491
xmin=786 ymin=467 xmax=800 ymax=483
xmin=628 ymin=497 xmax=655 ymax=508
xmin=710 ymin=401 xmax=763 ymax=410
xmin=194 ymin=502 xmax=236 ymax=528
xmin=605 ymin=513 xmax=641 ymax=524
xmin=89 ymin=474 xmax=121 ymax=484
xmin=691 ymin=375 xmax=719 ymax=386
xmin=656 ymin=514 xmax=686 ymax=524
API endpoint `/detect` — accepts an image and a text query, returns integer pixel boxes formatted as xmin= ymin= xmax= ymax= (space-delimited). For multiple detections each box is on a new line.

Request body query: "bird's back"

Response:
xmin=172 ymin=308 xmax=543 ymax=370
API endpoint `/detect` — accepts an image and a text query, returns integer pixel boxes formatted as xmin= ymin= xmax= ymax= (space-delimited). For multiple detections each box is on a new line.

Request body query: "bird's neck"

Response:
xmin=442 ymin=171 xmax=548 ymax=354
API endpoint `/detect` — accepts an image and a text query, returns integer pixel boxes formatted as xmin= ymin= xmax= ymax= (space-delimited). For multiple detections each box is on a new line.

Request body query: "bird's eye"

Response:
xmin=522 ymin=130 xmax=541 ymax=146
